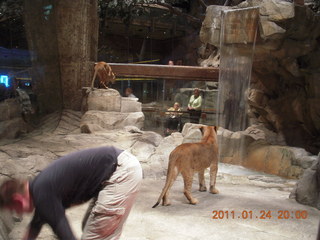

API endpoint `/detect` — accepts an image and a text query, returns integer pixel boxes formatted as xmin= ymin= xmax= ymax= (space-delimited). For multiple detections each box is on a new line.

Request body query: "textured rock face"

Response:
xmin=199 ymin=1 xmax=320 ymax=154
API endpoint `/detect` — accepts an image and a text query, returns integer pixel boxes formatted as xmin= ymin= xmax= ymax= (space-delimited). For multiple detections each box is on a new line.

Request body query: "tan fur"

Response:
xmin=152 ymin=126 xmax=219 ymax=208
xmin=91 ymin=61 xmax=116 ymax=90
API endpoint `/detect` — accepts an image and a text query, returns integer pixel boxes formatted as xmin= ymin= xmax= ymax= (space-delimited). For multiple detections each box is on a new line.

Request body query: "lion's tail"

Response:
xmin=91 ymin=66 xmax=98 ymax=89
xmin=152 ymin=153 xmax=179 ymax=208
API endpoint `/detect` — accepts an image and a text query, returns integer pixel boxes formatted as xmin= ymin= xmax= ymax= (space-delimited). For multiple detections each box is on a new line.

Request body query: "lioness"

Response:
xmin=91 ymin=61 xmax=116 ymax=90
xmin=153 ymin=125 xmax=219 ymax=208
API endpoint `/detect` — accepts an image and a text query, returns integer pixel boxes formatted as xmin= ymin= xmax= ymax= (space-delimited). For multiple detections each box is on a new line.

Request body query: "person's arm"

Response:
xmin=188 ymin=95 xmax=194 ymax=109
xmin=36 ymin=197 xmax=77 ymax=240
xmin=166 ymin=107 xmax=173 ymax=115
xmin=193 ymin=96 xmax=202 ymax=111
xmin=23 ymin=213 xmax=43 ymax=240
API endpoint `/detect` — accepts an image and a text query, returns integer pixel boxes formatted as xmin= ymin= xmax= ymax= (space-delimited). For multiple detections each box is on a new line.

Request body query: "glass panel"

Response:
xmin=0 ymin=1 xmax=63 ymax=144
xmin=0 ymin=2 xmax=212 ymax=142
xmin=113 ymin=77 xmax=217 ymax=135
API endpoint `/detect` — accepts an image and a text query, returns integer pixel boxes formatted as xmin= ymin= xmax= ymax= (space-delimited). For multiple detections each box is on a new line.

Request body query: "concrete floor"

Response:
xmin=10 ymin=163 xmax=320 ymax=240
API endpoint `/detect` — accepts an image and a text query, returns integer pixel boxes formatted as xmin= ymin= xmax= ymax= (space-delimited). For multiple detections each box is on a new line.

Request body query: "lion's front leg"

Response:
xmin=209 ymin=162 xmax=219 ymax=194
xmin=182 ymin=170 xmax=198 ymax=205
xmin=101 ymin=81 xmax=109 ymax=89
xmin=198 ymin=169 xmax=207 ymax=192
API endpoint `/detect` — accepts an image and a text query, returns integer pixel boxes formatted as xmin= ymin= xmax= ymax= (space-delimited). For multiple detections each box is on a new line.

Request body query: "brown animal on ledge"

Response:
xmin=152 ymin=125 xmax=219 ymax=208
xmin=91 ymin=61 xmax=116 ymax=90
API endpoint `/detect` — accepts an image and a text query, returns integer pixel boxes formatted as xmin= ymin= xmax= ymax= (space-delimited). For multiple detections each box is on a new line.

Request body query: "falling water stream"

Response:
xmin=216 ymin=7 xmax=259 ymax=160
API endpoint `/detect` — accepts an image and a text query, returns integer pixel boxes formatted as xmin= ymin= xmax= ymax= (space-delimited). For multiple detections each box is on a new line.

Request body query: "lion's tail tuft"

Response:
xmin=152 ymin=202 xmax=160 ymax=208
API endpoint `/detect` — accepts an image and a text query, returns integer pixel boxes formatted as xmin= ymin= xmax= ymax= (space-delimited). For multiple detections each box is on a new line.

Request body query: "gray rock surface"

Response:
xmin=81 ymin=110 xmax=144 ymax=131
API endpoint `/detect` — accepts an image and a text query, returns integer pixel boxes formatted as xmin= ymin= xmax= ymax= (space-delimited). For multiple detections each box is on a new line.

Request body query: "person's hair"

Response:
xmin=0 ymin=179 xmax=25 ymax=208
xmin=174 ymin=102 xmax=180 ymax=107
xmin=126 ymin=87 xmax=133 ymax=94
xmin=194 ymin=88 xmax=200 ymax=95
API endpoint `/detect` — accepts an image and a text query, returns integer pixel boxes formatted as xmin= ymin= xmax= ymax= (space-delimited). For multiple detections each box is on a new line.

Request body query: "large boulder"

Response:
xmin=181 ymin=123 xmax=203 ymax=143
xmin=143 ymin=132 xmax=184 ymax=178
xmin=291 ymin=153 xmax=320 ymax=209
xmin=245 ymin=145 xmax=307 ymax=178
xmin=86 ymin=88 xmax=121 ymax=112
xmin=129 ymin=131 xmax=163 ymax=163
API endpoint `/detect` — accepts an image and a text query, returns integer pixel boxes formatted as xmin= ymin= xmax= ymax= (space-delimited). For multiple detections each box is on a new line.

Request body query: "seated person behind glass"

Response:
xmin=165 ymin=102 xmax=182 ymax=134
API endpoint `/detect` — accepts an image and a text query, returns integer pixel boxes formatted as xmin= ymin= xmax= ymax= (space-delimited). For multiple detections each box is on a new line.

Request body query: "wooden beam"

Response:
xmin=109 ymin=63 xmax=219 ymax=82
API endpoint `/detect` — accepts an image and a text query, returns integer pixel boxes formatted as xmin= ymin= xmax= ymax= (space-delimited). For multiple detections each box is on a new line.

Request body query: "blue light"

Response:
xmin=0 ymin=75 xmax=9 ymax=87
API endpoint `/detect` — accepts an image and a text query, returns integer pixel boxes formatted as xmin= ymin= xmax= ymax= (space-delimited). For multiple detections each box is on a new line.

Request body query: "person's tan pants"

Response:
xmin=81 ymin=151 xmax=142 ymax=240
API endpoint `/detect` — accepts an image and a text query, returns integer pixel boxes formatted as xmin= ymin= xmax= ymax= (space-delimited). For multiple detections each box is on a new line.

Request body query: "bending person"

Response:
xmin=0 ymin=146 xmax=142 ymax=240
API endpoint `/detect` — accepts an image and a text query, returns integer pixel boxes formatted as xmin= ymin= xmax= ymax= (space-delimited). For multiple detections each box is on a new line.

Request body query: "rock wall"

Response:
xmin=199 ymin=0 xmax=320 ymax=154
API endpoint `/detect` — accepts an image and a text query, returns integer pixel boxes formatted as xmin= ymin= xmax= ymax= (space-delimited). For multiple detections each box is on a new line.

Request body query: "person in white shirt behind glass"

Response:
xmin=187 ymin=88 xmax=202 ymax=124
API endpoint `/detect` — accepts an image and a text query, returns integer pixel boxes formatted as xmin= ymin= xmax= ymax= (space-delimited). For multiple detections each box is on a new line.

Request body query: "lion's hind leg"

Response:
xmin=198 ymin=169 xmax=207 ymax=192
xmin=162 ymin=166 xmax=179 ymax=206
xmin=181 ymin=169 xmax=198 ymax=205
xmin=209 ymin=162 xmax=219 ymax=194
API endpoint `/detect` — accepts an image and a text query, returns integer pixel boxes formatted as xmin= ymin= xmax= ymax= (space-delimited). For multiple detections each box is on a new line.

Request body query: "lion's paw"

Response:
xmin=190 ymin=198 xmax=199 ymax=205
xmin=199 ymin=185 xmax=207 ymax=192
xmin=163 ymin=201 xmax=171 ymax=206
xmin=210 ymin=186 xmax=219 ymax=194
